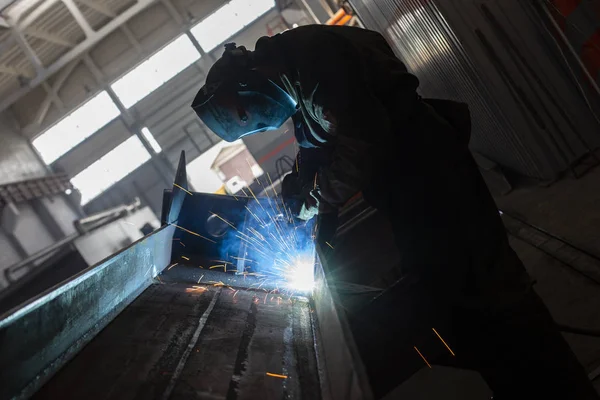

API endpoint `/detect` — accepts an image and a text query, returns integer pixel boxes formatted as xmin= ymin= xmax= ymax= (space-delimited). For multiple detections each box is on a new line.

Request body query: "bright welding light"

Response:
xmin=286 ymin=257 xmax=315 ymax=292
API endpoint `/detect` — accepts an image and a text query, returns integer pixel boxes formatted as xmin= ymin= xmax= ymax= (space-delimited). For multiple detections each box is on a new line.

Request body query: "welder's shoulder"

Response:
xmin=273 ymin=25 xmax=387 ymax=53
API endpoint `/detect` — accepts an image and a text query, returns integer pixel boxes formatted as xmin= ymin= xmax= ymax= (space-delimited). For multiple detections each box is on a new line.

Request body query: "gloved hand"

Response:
xmin=298 ymin=189 xmax=334 ymax=221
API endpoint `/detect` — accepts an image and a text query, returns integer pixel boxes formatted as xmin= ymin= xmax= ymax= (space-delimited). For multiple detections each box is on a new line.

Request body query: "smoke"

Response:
xmin=218 ymin=195 xmax=316 ymax=293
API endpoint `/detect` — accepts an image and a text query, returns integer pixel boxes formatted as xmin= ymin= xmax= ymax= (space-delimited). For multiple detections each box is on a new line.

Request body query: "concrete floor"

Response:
xmin=384 ymin=165 xmax=600 ymax=399
xmin=496 ymin=166 xmax=600 ymax=392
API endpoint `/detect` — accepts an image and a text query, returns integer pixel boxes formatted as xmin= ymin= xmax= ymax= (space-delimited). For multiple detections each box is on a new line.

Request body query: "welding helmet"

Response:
xmin=192 ymin=43 xmax=297 ymax=142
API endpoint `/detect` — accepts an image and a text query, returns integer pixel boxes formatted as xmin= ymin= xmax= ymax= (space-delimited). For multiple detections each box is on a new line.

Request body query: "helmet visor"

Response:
xmin=192 ymin=72 xmax=297 ymax=142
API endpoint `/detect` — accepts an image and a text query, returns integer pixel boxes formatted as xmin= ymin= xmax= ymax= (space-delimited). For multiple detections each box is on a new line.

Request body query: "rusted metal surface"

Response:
xmin=0 ymin=224 xmax=174 ymax=400
xmin=32 ymin=279 xmax=321 ymax=400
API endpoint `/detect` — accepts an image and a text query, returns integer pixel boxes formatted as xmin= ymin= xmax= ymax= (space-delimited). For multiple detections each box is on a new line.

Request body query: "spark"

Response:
xmin=236 ymin=233 xmax=269 ymax=255
xmin=248 ymin=227 xmax=265 ymax=242
xmin=186 ymin=286 xmax=206 ymax=293
xmin=432 ymin=328 xmax=455 ymax=356
xmin=264 ymin=293 xmax=268 ymax=304
xmin=232 ymin=256 xmax=253 ymax=262
xmin=167 ymin=263 xmax=178 ymax=270
xmin=198 ymin=274 xmax=204 ymax=283
xmin=245 ymin=205 xmax=267 ymax=226
xmin=233 ymin=290 xmax=239 ymax=298
xmin=414 ymin=346 xmax=432 ymax=368
xmin=181 ymin=256 xmax=190 ymax=261
xmin=240 ymin=187 xmax=249 ymax=196
xmin=173 ymin=183 xmax=193 ymax=196
xmin=172 ymin=224 xmax=216 ymax=243
xmin=266 ymin=372 xmax=287 ymax=379
xmin=246 ymin=185 xmax=267 ymax=214
xmin=210 ymin=212 xmax=237 ymax=230
xmin=179 ymin=242 xmax=186 ymax=247
xmin=209 ymin=265 xmax=226 ymax=270
xmin=313 ymin=173 xmax=317 ymax=189
xmin=325 ymin=242 xmax=334 ymax=249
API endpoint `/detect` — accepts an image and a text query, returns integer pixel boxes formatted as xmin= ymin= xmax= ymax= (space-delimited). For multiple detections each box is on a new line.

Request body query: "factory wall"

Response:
xmin=10 ymin=0 xmax=230 ymax=137
xmin=0 ymin=111 xmax=47 ymax=185
xmin=0 ymin=110 xmax=81 ymax=289
xmin=72 ymin=7 xmax=309 ymax=215
xmin=350 ymin=0 xmax=600 ymax=181
xmin=8 ymin=0 xmax=311 ymax=220
xmin=242 ymin=120 xmax=297 ymax=185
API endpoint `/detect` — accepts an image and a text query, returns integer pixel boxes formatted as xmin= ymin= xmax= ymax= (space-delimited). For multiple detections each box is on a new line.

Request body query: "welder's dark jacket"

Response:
xmin=254 ymin=25 xmax=531 ymax=392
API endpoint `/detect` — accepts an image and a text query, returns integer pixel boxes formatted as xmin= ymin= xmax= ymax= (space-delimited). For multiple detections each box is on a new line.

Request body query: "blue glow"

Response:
xmin=219 ymin=196 xmax=316 ymax=294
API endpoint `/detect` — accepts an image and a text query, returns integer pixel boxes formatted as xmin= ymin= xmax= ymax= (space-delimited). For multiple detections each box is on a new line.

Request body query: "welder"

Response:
xmin=192 ymin=25 xmax=598 ymax=399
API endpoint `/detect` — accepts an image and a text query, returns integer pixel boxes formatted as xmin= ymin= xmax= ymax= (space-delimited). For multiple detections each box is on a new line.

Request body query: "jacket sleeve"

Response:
xmin=303 ymin=33 xmax=408 ymax=209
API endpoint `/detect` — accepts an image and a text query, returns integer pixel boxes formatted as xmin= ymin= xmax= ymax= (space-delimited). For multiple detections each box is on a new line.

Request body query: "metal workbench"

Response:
xmin=0 ymin=152 xmax=375 ymax=400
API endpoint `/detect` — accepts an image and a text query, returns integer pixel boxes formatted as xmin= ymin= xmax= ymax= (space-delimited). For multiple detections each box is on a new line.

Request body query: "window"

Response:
xmin=141 ymin=127 xmax=162 ymax=153
xmin=33 ymin=91 xmax=120 ymax=164
xmin=111 ymin=35 xmax=200 ymax=108
xmin=71 ymin=136 xmax=151 ymax=204
xmin=191 ymin=0 xmax=275 ymax=52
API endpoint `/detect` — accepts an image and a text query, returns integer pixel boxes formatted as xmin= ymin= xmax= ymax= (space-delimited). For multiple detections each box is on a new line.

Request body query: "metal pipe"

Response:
xmin=325 ymin=8 xmax=345 ymax=25
xmin=75 ymin=197 xmax=140 ymax=229
xmin=336 ymin=14 xmax=352 ymax=26
xmin=5 ymin=233 xmax=80 ymax=275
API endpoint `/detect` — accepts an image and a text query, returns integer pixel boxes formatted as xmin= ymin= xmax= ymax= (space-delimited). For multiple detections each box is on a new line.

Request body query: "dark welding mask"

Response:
xmin=192 ymin=43 xmax=297 ymax=142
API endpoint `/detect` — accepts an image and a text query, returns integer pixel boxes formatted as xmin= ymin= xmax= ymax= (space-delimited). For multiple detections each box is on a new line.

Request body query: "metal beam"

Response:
xmin=19 ymin=0 xmax=61 ymax=29
xmin=11 ymin=28 xmax=43 ymax=75
xmin=61 ymin=0 xmax=94 ymax=37
xmin=160 ymin=0 xmax=183 ymax=24
xmin=24 ymin=27 xmax=76 ymax=47
xmin=0 ymin=0 xmax=158 ymax=113
xmin=21 ymin=59 xmax=78 ymax=132
xmin=0 ymin=64 xmax=21 ymax=76
xmin=75 ymin=0 xmax=115 ymax=18
xmin=120 ymin=24 xmax=142 ymax=53
xmin=0 ymin=35 xmax=16 ymax=54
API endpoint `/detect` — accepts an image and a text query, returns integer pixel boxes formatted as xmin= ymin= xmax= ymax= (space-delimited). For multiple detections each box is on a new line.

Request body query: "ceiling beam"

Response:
xmin=75 ymin=0 xmax=115 ymax=18
xmin=120 ymin=24 xmax=141 ymax=53
xmin=24 ymin=27 xmax=76 ymax=47
xmin=0 ymin=64 xmax=20 ymax=76
xmin=0 ymin=0 xmax=158 ymax=113
xmin=11 ymin=27 xmax=43 ymax=75
xmin=31 ymin=59 xmax=78 ymax=127
xmin=61 ymin=0 xmax=94 ymax=37
xmin=19 ymin=0 xmax=61 ymax=29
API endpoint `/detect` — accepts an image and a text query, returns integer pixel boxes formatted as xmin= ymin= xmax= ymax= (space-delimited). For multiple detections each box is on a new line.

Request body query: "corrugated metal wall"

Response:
xmin=350 ymin=0 xmax=600 ymax=180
